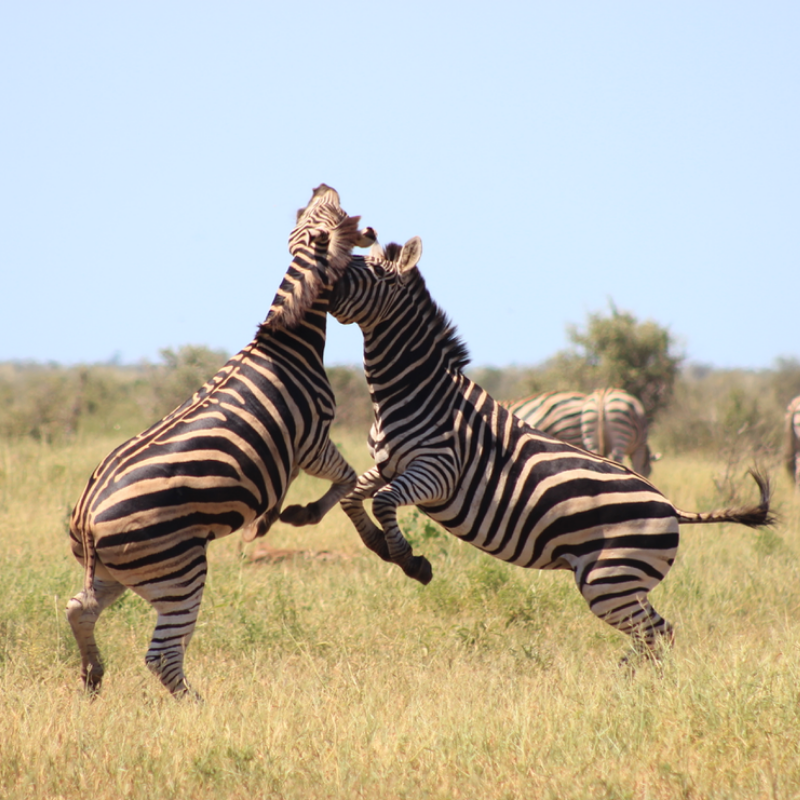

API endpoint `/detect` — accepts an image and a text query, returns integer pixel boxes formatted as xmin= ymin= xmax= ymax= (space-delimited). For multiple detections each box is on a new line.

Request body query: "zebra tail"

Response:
xmin=597 ymin=389 xmax=607 ymax=457
xmin=675 ymin=470 xmax=775 ymax=529
xmin=79 ymin=523 xmax=99 ymax=611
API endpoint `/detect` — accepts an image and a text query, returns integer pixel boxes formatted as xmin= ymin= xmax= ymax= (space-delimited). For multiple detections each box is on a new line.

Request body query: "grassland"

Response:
xmin=1 ymin=428 xmax=799 ymax=799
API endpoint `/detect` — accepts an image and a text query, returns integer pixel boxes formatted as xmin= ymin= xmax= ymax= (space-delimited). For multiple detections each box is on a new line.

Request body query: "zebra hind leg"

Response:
xmin=66 ymin=577 xmax=127 ymax=693
xmin=578 ymin=563 xmax=674 ymax=667
xmin=135 ymin=550 xmax=208 ymax=699
xmin=143 ymin=600 xmax=205 ymax=700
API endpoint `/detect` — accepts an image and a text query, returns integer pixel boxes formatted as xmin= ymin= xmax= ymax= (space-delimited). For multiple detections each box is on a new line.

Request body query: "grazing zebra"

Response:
xmin=581 ymin=388 xmax=656 ymax=477
xmin=785 ymin=395 xmax=800 ymax=490
xmin=505 ymin=391 xmax=586 ymax=447
xmin=329 ymin=237 xmax=773 ymax=658
xmin=66 ymin=185 xmax=374 ymax=697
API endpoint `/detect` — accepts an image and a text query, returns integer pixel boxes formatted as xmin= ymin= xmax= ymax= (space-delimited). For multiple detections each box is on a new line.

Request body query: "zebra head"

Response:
xmin=329 ymin=237 xmax=424 ymax=329
xmin=331 ymin=235 xmax=470 ymax=372
xmin=265 ymin=184 xmax=376 ymax=330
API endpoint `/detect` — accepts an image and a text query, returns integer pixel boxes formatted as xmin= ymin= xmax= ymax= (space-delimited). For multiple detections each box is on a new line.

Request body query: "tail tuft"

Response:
xmin=676 ymin=469 xmax=776 ymax=529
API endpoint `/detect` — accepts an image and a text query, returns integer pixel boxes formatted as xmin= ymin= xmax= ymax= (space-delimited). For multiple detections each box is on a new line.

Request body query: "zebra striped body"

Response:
xmin=330 ymin=238 xmax=772 ymax=656
xmin=66 ymin=186 xmax=371 ymax=696
xmin=505 ymin=391 xmax=586 ymax=447
xmin=581 ymin=388 xmax=654 ymax=477
xmin=785 ymin=395 xmax=800 ymax=490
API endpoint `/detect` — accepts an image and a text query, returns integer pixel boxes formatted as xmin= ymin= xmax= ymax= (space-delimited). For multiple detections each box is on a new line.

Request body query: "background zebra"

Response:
xmin=329 ymin=236 xmax=773 ymax=658
xmin=66 ymin=185 xmax=374 ymax=697
xmin=507 ymin=388 xmax=656 ymax=477
xmin=505 ymin=391 xmax=586 ymax=447
xmin=785 ymin=395 xmax=800 ymax=490
xmin=581 ymin=388 xmax=656 ymax=477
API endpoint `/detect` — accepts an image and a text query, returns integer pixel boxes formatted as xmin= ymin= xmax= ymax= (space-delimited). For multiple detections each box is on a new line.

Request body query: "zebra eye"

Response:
xmin=310 ymin=229 xmax=330 ymax=245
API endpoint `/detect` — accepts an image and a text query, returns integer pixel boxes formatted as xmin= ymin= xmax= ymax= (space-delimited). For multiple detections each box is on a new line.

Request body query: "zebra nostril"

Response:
xmin=357 ymin=227 xmax=377 ymax=248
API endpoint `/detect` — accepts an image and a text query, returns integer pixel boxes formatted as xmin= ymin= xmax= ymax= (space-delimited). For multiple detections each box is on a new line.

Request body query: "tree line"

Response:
xmin=2 ymin=306 xmax=799 ymax=469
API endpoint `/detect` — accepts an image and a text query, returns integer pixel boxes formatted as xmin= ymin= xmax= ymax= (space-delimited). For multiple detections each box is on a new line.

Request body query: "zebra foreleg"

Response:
xmin=369 ymin=460 xmax=456 ymax=586
xmin=66 ymin=577 xmax=127 ymax=693
xmin=280 ymin=439 xmax=357 ymax=526
xmin=339 ymin=467 xmax=394 ymax=563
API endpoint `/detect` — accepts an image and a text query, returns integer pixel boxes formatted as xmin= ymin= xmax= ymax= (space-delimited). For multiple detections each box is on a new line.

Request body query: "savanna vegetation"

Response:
xmin=2 ymin=307 xmax=800 ymax=799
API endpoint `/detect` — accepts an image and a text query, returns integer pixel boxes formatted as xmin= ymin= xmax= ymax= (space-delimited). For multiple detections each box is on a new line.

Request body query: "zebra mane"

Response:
xmin=259 ymin=209 xmax=363 ymax=334
xmin=379 ymin=241 xmax=471 ymax=374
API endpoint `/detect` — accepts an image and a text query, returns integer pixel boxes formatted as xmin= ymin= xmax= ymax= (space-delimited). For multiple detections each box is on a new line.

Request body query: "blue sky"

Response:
xmin=2 ymin=2 xmax=797 ymax=370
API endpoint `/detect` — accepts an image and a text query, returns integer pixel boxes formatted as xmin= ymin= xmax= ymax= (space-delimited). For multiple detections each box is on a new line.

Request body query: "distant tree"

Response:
xmin=151 ymin=345 xmax=229 ymax=416
xmin=550 ymin=302 xmax=683 ymax=421
xmin=771 ymin=357 xmax=800 ymax=408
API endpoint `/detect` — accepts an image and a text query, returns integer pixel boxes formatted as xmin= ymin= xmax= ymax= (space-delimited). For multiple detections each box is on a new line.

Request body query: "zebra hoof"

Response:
xmin=402 ymin=555 xmax=433 ymax=585
xmin=82 ymin=668 xmax=104 ymax=695
xmin=280 ymin=503 xmax=320 ymax=527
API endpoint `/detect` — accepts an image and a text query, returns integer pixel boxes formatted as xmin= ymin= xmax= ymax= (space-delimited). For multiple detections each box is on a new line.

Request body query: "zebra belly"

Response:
xmin=421 ymin=448 xmax=680 ymax=578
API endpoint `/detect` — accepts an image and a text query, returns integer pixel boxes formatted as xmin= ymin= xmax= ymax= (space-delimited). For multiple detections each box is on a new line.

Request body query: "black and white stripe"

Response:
xmin=66 ymin=186 xmax=372 ymax=696
xmin=581 ymin=388 xmax=655 ymax=477
xmin=330 ymin=238 xmax=773 ymax=657
xmin=506 ymin=391 xmax=586 ymax=447
xmin=507 ymin=389 xmax=655 ymax=477
xmin=785 ymin=395 xmax=800 ymax=490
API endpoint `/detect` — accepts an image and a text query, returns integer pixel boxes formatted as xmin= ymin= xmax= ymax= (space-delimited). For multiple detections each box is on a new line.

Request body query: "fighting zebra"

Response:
xmin=505 ymin=391 xmax=586 ymax=447
xmin=329 ymin=237 xmax=773 ymax=658
xmin=785 ymin=395 xmax=800 ymax=490
xmin=66 ymin=185 xmax=374 ymax=697
xmin=581 ymin=388 xmax=656 ymax=477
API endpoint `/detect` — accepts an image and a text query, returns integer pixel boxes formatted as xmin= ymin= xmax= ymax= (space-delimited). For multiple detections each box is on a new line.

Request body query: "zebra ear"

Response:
xmin=397 ymin=236 xmax=422 ymax=274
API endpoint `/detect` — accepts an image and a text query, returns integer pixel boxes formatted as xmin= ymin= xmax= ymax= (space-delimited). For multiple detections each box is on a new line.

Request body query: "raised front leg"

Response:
xmin=339 ymin=467 xmax=393 ymax=561
xmin=280 ymin=438 xmax=357 ymax=526
xmin=344 ymin=458 xmax=456 ymax=585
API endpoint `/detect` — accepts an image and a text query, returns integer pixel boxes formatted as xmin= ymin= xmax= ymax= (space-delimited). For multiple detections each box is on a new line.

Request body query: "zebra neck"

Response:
xmin=263 ymin=244 xmax=330 ymax=330
xmin=361 ymin=318 xmax=462 ymax=413
xmin=254 ymin=299 xmax=328 ymax=368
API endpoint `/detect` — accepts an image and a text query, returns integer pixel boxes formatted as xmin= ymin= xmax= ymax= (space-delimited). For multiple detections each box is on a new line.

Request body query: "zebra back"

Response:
xmin=506 ymin=391 xmax=586 ymax=447
xmin=581 ymin=388 xmax=652 ymax=476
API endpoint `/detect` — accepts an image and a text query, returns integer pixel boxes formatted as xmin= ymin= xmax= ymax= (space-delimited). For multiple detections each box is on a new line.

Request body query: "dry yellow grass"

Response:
xmin=1 ymin=432 xmax=799 ymax=799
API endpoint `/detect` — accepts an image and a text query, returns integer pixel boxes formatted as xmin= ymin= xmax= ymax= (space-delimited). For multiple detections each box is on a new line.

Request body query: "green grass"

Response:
xmin=1 ymin=432 xmax=799 ymax=799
